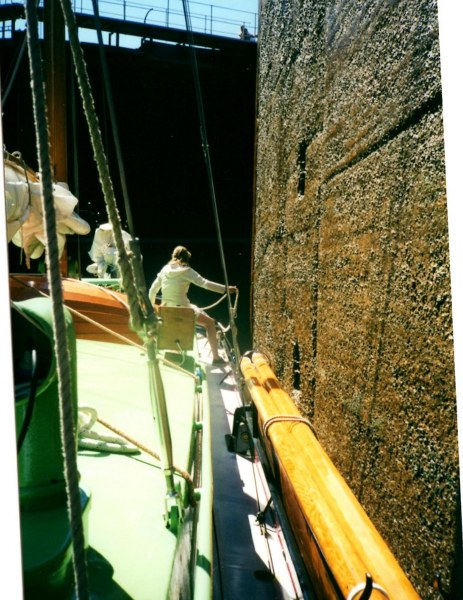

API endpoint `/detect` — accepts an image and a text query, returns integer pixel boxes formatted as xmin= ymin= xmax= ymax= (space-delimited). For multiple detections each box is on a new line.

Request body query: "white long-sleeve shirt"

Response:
xmin=149 ymin=263 xmax=225 ymax=307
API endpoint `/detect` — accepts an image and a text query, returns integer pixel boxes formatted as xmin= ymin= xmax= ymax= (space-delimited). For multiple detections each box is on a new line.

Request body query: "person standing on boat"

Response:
xmin=149 ymin=246 xmax=237 ymax=365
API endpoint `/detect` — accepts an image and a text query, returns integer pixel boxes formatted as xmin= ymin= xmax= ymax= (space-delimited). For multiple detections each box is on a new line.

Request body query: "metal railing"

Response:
xmin=0 ymin=0 xmax=258 ymax=45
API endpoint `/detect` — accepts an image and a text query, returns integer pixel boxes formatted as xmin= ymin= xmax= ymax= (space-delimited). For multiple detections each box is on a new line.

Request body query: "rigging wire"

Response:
xmin=90 ymin=0 xmax=135 ymax=241
xmin=90 ymin=0 xmax=155 ymax=331
xmin=58 ymin=0 xmax=151 ymax=334
xmin=24 ymin=1 xmax=89 ymax=597
xmin=60 ymin=0 xmax=180 ymax=512
xmin=69 ymin=53 xmax=83 ymax=278
xmin=1 ymin=30 xmax=27 ymax=106
xmin=16 ymin=348 xmax=39 ymax=453
xmin=181 ymin=0 xmax=242 ymax=373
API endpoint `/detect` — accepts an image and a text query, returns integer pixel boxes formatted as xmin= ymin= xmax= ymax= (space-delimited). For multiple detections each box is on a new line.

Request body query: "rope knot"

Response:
xmin=262 ymin=415 xmax=317 ymax=439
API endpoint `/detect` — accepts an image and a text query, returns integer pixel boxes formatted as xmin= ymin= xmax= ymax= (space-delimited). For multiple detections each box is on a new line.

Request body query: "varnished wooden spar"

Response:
xmin=240 ymin=353 xmax=420 ymax=600
xmin=9 ymin=274 xmax=140 ymax=344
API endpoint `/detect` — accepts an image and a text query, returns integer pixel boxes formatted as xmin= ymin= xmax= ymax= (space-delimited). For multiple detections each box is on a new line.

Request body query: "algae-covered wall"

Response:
xmin=252 ymin=1 xmax=461 ymax=597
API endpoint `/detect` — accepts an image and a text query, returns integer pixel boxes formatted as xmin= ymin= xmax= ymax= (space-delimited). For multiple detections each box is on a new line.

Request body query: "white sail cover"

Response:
xmin=86 ymin=223 xmax=132 ymax=279
xmin=5 ymin=159 xmax=90 ymax=262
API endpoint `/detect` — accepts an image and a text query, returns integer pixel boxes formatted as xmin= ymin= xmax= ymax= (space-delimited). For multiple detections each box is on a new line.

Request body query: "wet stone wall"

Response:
xmin=252 ymin=1 xmax=461 ymax=597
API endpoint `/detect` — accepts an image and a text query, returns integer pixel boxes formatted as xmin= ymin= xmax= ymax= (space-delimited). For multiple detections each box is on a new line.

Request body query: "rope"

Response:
xmin=262 ymin=415 xmax=317 ymax=439
xmin=1 ymin=29 xmax=27 ymax=105
xmin=58 ymin=0 xmax=149 ymax=337
xmin=24 ymin=1 xmax=89 ymax=598
xmin=347 ymin=578 xmax=389 ymax=600
xmin=89 ymin=3 xmax=155 ymax=334
xmin=199 ymin=293 xmax=227 ymax=311
xmin=95 ymin=414 xmax=197 ymax=506
xmin=199 ymin=289 xmax=239 ymax=315
xmin=10 ymin=275 xmax=197 ymax=380
xmin=90 ymin=0 xmax=135 ymax=241
xmin=16 ymin=349 xmax=39 ymax=453
xmin=181 ymin=0 xmax=242 ymax=371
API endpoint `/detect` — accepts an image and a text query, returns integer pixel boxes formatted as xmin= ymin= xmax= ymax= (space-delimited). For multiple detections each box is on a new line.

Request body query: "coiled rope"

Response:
xmin=78 ymin=408 xmax=197 ymax=506
xmin=24 ymin=1 xmax=89 ymax=597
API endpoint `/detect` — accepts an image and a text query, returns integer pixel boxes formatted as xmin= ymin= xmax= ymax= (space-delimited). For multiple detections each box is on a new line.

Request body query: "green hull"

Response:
xmin=13 ymin=296 xmax=212 ymax=598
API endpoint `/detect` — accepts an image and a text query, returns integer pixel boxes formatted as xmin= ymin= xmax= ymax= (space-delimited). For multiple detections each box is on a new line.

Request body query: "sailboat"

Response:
xmin=3 ymin=1 xmax=423 ymax=599
xmin=3 ymin=1 xmax=305 ymax=598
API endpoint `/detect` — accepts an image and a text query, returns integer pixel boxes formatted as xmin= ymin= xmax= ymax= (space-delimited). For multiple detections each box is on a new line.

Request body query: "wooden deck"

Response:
xmin=197 ymin=335 xmax=305 ymax=599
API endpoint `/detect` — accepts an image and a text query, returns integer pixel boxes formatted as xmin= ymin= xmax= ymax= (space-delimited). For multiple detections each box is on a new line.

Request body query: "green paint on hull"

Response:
xmin=14 ymin=297 xmax=212 ymax=598
xmin=77 ymin=339 xmax=213 ymax=598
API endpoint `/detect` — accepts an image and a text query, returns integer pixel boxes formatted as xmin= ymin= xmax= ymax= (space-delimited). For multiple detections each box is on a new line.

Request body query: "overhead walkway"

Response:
xmin=0 ymin=1 xmax=258 ymax=50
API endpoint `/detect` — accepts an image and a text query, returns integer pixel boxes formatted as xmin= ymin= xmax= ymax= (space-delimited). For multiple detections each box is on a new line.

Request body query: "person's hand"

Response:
xmin=228 ymin=286 xmax=238 ymax=294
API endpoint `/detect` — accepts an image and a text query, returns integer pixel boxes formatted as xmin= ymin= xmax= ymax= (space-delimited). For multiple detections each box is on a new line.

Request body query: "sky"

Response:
xmin=6 ymin=1 xmax=260 ymax=47
xmin=74 ymin=0 xmax=260 ymax=47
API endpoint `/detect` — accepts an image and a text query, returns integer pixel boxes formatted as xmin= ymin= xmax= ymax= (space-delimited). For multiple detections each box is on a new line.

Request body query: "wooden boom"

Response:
xmin=240 ymin=352 xmax=420 ymax=600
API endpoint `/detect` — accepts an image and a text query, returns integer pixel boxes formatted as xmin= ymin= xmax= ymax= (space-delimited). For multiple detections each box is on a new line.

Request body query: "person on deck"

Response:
xmin=149 ymin=246 xmax=237 ymax=365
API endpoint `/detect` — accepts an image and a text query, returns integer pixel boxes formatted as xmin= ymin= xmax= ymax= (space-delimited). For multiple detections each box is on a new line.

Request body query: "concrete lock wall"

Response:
xmin=252 ymin=1 xmax=461 ymax=597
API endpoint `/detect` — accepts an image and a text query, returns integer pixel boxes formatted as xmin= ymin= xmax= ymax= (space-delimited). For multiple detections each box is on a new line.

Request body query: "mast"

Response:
xmin=44 ymin=0 xmax=68 ymax=275
xmin=44 ymin=0 xmax=67 ymax=182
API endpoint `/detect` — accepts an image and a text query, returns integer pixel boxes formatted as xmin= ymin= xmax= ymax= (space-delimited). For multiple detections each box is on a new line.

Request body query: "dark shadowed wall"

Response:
xmin=2 ymin=35 xmax=256 ymax=351
xmin=252 ymin=1 xmax=461 ymax=597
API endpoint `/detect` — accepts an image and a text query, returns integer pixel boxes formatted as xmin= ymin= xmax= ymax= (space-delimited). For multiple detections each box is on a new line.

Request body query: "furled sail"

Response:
xmin=4 ymin=154 xmax=90 ymax=263
xmin=86 ymin=223 xmax=132 ymax=279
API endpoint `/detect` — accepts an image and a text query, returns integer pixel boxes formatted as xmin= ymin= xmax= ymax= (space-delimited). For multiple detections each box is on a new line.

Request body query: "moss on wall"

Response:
xmin=252 ymin=1 xmax=461 ymax=597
